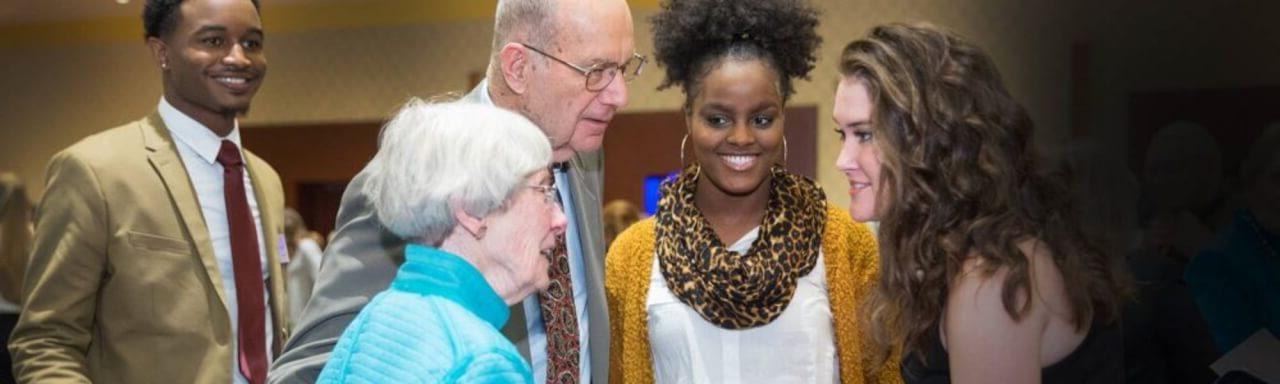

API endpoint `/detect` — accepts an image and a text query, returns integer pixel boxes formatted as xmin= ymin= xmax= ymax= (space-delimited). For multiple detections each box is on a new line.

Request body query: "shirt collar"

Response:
xmin=395 ymin=244 xmax=510 ymax=329
xmin=475 ymin=78 xmax=494 ymax=106
xmin=158 ymin=97 xmax=242 ymax=165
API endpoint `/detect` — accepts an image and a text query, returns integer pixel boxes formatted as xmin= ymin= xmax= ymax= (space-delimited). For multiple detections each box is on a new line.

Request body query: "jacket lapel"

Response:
xmin=243 ymin=154 xmax=290 ymax=353
xmin=568 ymin=150 xmax=611 ymax=383
xmin=140 ymin=113 xmax=231 ymax=311
xmin=567 ymin=150 xmax=605 ymax=266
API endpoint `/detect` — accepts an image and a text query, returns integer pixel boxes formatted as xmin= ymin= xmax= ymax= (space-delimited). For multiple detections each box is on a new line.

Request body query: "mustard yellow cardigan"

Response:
xmin=605 ymin=204 xmax=902 ymax=383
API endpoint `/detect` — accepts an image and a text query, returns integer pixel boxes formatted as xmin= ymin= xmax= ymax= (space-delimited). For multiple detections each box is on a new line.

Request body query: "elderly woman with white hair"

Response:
xmin=318 ymin=100 xmax=566 ymax=383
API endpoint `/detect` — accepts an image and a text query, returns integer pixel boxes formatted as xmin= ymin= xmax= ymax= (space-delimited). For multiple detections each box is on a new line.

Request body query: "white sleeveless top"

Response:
xmin=645 ymin=227 xmax=839 ymax=384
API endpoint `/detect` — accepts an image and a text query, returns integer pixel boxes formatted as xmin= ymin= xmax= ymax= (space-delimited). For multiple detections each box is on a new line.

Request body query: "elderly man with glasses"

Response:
xmin=268 ymin=1 xmax=641 ymax=383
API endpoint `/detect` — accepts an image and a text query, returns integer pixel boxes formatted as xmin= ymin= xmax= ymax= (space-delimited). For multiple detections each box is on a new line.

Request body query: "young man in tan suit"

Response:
xmin=8 ymin=0 xmax=287 ymax=383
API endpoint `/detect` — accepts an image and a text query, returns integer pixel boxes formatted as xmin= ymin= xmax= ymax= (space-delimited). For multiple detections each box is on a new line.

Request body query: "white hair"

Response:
xmin=364 ymin=99 xmax=552 ymax=244
xmin=491 ymin=0 xmax=557 ymax=58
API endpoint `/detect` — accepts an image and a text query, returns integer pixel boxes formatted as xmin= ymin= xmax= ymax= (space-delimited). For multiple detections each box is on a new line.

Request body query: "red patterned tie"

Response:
xmin=540 ymin=166 xmax=580 ymax=383
xmin=216 ymin=140 xmax=268 ymax=384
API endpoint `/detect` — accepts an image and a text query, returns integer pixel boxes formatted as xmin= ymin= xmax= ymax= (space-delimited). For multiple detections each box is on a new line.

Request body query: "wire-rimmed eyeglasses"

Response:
xmin=520 ymin=43 xmax=646 ymax=92
xmin=527 ymin=184 xmax=562 ymax=207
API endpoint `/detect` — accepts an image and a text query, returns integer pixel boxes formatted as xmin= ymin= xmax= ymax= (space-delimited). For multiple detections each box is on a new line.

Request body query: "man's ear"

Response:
xmin=498 ymin=42 xmax=531 ymax=95
xmin=451 ymin=203 xmax=488 ymax=240
xmin=146 ymin=36 xmax=169 ymax=71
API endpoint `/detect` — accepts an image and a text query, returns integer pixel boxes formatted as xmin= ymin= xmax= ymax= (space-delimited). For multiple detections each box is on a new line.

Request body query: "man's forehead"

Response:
xmin=176 ymin=0 xmax=263 ymax=29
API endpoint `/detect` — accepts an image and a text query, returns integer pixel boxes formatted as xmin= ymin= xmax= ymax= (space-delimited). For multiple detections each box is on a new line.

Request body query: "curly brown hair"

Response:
xmin=837 ymin=23 xmax=1128 ymax=360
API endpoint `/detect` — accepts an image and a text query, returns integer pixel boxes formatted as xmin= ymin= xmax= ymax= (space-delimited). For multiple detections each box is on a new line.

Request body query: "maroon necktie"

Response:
xmin=216 ymin=140 xmax=268 ymax=384
xmin=540 ymin=165 xmax=581 ymax=383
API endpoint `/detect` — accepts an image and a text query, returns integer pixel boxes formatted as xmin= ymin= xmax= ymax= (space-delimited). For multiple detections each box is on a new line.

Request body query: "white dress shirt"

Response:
xmin=646 ymin=227 xmax=839 ymax=384
xmin=158 ymin=98 xmax=274 ymax=384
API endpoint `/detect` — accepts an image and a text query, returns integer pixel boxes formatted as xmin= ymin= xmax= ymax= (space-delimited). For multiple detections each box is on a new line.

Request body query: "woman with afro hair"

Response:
xmin=604 ymin=0 xmax=900 ymax=383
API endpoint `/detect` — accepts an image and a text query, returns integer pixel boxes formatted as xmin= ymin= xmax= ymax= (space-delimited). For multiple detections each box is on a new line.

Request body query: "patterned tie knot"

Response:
xmin=217 ymin=140 xmax=244 ymax=168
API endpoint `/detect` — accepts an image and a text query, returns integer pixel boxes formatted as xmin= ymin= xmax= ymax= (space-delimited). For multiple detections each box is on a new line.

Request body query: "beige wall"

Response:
xmin=3 ymin=0 xmax=1275 ymax=208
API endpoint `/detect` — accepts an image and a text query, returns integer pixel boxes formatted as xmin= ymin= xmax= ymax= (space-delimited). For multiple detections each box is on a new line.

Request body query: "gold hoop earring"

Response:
xmin=782 ymin=137 xmax=788 ymax=165
xmin=680 ymin=134 xmax=689 ymax=168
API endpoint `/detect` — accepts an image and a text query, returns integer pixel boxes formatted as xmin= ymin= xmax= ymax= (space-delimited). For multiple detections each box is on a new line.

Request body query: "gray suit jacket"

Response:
xmin=267 ymin=84 xmax=610 ymax=383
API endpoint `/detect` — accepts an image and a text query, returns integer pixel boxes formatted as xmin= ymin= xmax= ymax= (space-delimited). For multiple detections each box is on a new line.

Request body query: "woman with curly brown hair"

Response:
xmin=833 ymin=23 xmax=1129 ymax=383
xmin=605 ymin=1 xmax=898 ymax=383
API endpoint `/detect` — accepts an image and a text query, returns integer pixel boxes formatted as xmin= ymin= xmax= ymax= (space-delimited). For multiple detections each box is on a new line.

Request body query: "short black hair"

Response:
xmin=651 ymin=0 xmax=821 ymax=109
xmin=143 ymin=0 xmax=261 ymax=39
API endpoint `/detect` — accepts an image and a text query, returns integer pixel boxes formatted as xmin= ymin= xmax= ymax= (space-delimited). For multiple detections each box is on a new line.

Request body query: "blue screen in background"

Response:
xmin=643 ymin=171 xmax=681 ymax=216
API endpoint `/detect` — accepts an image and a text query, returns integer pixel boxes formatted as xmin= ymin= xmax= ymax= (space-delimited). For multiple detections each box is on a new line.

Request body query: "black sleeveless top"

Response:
xmin=900 ymin=318 xmax=1125 ymax=384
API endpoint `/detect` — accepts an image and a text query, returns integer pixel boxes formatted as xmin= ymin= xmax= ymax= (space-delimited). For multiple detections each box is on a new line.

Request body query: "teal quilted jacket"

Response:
xmin=318 ymin=245 xmax=533 ymax=383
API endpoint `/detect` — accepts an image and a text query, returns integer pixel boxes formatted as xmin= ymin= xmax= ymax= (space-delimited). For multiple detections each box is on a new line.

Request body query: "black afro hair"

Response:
xmin=651 ymin=0 xmax=821 ymax=106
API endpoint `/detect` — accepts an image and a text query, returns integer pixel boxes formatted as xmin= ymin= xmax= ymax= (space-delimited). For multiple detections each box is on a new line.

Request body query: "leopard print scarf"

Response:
xmin=655 ymin=164 xmax=827 ymax=329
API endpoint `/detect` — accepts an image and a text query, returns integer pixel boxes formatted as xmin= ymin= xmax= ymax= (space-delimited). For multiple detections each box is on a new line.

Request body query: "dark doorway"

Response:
xmin=242 ymin=122 xmax=382 ymax=236
xmin=295 ymin=181 xmax=350 ymax=237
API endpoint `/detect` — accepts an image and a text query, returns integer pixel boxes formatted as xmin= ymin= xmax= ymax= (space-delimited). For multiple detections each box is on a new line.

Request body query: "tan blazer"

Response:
xmin=9 ymin=113 xmax=290 ymax=384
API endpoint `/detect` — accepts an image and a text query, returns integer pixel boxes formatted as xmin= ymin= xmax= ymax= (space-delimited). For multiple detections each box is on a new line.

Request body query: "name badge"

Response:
xmin=278 ymin=234 xmax=290 ymax=264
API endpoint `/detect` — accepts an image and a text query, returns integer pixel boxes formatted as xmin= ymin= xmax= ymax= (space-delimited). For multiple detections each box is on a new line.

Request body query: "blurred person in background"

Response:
xmin=601 ymin=199 xmax=640 ymax=250
xmin=1139 ymin=121 xmax=1223 ymax=265
xmin=1186 ymin=123 xmax=1280 ymax=353
xmin=283 ymin=208 xmax=324 ymax=326
xmin=1058 ymin=141 xmax=1219 ymax=384
xmin=0 ymin=172 xmax=33 ymax=384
